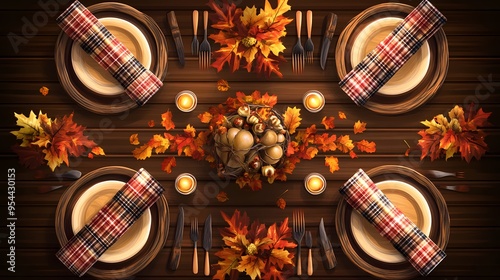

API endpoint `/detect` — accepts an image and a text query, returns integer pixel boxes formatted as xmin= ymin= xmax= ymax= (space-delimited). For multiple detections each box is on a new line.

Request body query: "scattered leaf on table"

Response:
xmin=217 ymin=191 xmax=229 ymax=202
xmin=325 ymin=156 xmax=339 ymax=173
xmin=148 ymin=120 xmax=155 ymax=127
xmin=336 ymin=135 xmax=355 ymax=153
xmin=91 ymin=146 xmax=105 ymax=156
xmin=39 ymin=86 xmax=49 ymax=96
xmin=161 ymin=157 xmax=177 ymax=174
xmin=321 ymin=116 xmax=335 ymax=129
xmin=353 ymin=120 xmax=367 ymax=134
xmin=129 ymin=133 xmax=140 ymax=145
xmin=338 ymin=111 xmax=347 ymax=120
xmin=132 ymin=143 xmax=153 ymax=160
xmin=283 ymin=107 xmax=301 ymax=134
xmin=161 ymin=110 xmax=175 ymax=131
xmin=149 ymin=134 xmax=171 ymax=154
xmin=217 ymin=79 xmax=230 ymax=91
xmin=276 ymin=198 xmax=286 ymax=210
xmin=356 ymin=140 xmax=376 ymax=153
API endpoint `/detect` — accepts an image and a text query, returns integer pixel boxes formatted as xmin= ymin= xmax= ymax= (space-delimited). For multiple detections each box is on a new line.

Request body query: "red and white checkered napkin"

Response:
xmin=56 ymin=168 xmax=164 ymax=277
xmin=56 ymin=0 xmax=163 ymax=106
xmin=339 ymin=0 xmax=446 ymax=106
xmin=339 ymin=169 xmax=446 ymax=276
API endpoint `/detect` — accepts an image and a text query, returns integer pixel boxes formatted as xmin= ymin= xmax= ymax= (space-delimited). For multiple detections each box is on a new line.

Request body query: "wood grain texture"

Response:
xmin=0 ymin=0 xmax=499 ymax=279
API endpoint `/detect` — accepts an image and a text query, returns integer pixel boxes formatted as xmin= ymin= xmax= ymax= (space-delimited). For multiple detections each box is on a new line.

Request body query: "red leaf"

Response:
xmin=161 ymin=157 xmax=176 ymax=174
xmin=418 ymin=130 xmax=442 ymax=161
xmin=11 ymin=144 xmax=45 ymax=169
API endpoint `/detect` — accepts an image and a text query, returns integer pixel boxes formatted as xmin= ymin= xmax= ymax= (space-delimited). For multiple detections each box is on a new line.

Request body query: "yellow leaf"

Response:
xmin=338 ymin=111 xmax=347 ymax=120
xmin=91 ymin=146 xmax=105 ymax=156
xmin=32 ymin=134 xmax=51 ymax=148
xmin=356 ymin=140 xmax=376 ymax=153
xmin=129 ymin=133 xmax=140 ymax=145
xmin=237 ymin=255 xmax=265 ymax=280
xmin=283 ymin=106 xmax=301 ymax=134
xmin=149 ymin=134 xmax=170 ymax=154
xmin=261 ymin=0 xmax=292 ymax=23
xmin=269 ymin=248 xmax=293 ymax=269
xmin=161 ymin=110 xmax=175 ymax=131
xmin=325 ymin=156 xmax=339 ymax=173
xmin=11 ymin=111 xmax=43 ymax=147
xmin=217 ymin=79 xmax=230 ymax=92
xmin=43 ymin=148 xmax=64 ymax=171
xmin=241 ymin=46 xmax=259 ymax=66
xmin=241 ymin=5 xmax=266 ymax=28
xmin=184 ymin=124 xmax=196 ymax=138
xmin=337 ymin=135 xmax=354 ymax=153
xmin=353 ymin=120 xmax=367 ymax=134
xmin=132 ymin=143 xmax=153 ymax=160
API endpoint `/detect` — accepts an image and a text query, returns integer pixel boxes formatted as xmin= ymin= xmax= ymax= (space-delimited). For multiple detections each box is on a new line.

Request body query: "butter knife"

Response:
xmin=203 ymin=214 xmax=212 ymax=276
xmin=318 ymin=218 xmax=337 ymax=269
xmin=167 ymin=11 xmax=185 ymax=66
xmin=169 ymin=207 xmax=184 ymax=270
xmin=320 ymin=13 xmax=338 ymax=70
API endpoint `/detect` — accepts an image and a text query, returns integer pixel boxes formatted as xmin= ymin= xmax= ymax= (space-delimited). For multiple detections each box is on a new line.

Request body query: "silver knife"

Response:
xmin=169 ymin=207 xmax=184 ymax=270
xmin=167 ymin=11 xmax=185 ymax=66
xmin=203 ymin=214 xmax=212 ymax=276
xmin=318 ymin=218 xmax=337 ymax=269
xmin=320 ymin=13 xmax=338 ymax=70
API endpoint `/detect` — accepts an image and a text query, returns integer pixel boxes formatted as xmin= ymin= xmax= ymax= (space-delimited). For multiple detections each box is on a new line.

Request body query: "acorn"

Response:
xmin=261 ymin=165 xmax=275 ymax=177
xmin=269 ymin=115 xmax=281 ymax=127
xmin=247 ymin=114 xmax=260 ymax=125
xmin=237 ymin=104 xmax=251 ymax=117
xmin=276 ymin=133 xmax=285 ymax=143
xmin=232 ymin=117 xmax=244 ymax=128
xmin=252 ymin=122 xmax=266 ymax=135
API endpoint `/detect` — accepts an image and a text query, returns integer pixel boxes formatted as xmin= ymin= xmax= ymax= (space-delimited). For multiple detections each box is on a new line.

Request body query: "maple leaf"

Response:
xmin=457 ymin=130 xmax=488 ymax=162
xmin=161 ymin=157 xmax=176 ymax=174
xmin=129 ymin=133 xmax=140 ymax=145
xmin=266 ymin=217 xmax=296 ymax=249
xmin=418 ymin=130 xmax=442 ymax=161
xmin=32 ymin=133 xmax=51 ymax=148
xmin=148 ymin=120 xmax=155 ymax=127
xmin=217 ymin=191 xmax=229 ymax=202
xmin=421 ymin=117 xmax=446 ymax=135
xmin=325 ymin=156 xmax=339 ymax=173
xmin=276 ymin=198 xmax=286 ymax=209
xmin=356 ymin=140 xmax=376 ymax=153
xmin=314 ymin=133 xmax=337 ymax=152
xmin=321 ymin=116 xmax=335 ymax=129
xmin=11 ymin=144 xmax=45 ymax=169
xmin=212 ymin=44 xmax=240 ymax=72
xmin=353 ymin=120 xmax=367 ymax=134
xmin=269 ymin=249 xmax=293 ymax=270
xmin=132 ymin=143 xmax=153 ymax=160
xmin=465 ymin=107 xmax=492 ymax=130
xmin=237 ymin=255 xmax=265 ymax=280
xmin=214 ymin=247 xmax=241 ymax=280
xmin=236 ymin=172 xmax=263 ymax=191
xmin=338 ymin=111 xmax=347 ymax=119
xmin=336 ymin=135 xmax=355 ymax=153
xmin=207 ymin=0 xmax=242 ymax=31
xmin=220 ymin=209 xmax=250 ymax=238
xmin=149 ymin=134 xmax=171 ymax=154
xmin=11 ymin=111 xmax=43 ymax=147
xmin=286 ymin=141 xmax=298 ymax=157
xmin=302 ymin=146 xmax=318 ymax=160
xmin=198 ymin=112 xmax=213 ymax=124
xmin=217 ymin=79 xmax=230 ymax=91
xmin=259 ymin=92 xmax=278 ymax=107
xmin=43 ymin=146 xmax=66 ymax=171
xmin=254 ymin=53 xmax=284 ymax=78
xmin=91 ymin=146 xmax=105 ymax=156
xmin=283 ymin=107 xmax=301 ymax=134
xmin=261 ymin=266 xmax=287 ymax=280
xmin=39 ymin=86 xmax=49 ymax=96
xmin=161 ymin=110 xmax=175 ymax=131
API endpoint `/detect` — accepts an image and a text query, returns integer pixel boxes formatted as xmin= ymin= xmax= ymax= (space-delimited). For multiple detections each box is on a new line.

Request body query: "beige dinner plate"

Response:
xmin=350 ymin=17 xmax=431 ymax=95
xmin=350 ymin=180 xmax=432 ymax=263
xmin=71 ymin=17 xmax=152 ymax=96
xmin=71 ymin=180 xmax=151 ymax=263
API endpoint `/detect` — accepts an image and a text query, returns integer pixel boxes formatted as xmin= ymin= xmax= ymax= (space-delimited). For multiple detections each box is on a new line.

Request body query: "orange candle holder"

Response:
xmin=303 ymin=90 xmax=325 ymax=113
xmin=175 ymin=90 xmax=197 ymax=112
xmin=304 ymin=173 xmax=326 ymax=195
xmin=175 ymin=173 xmax=197 ymax=195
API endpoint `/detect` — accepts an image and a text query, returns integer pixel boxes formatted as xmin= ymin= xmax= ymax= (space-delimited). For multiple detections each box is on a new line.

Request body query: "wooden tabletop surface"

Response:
xmin=1 ymin=0 xmax=499 ymax=279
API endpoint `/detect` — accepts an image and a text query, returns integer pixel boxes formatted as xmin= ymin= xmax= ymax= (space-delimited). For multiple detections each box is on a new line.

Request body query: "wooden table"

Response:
xmin=1 ymin=0 xmax=499 ymax=279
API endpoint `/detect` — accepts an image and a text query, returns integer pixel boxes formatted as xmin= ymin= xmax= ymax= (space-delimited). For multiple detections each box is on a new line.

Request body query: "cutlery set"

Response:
xmin=169 ymin=208 xmax=212 ymax=276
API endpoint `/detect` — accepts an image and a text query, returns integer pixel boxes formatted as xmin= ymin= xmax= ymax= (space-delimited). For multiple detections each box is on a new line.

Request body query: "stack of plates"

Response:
xmin=55 ymin=2 xmax=168 ymax=114
xmin=336 ymin=3 xmax=449 ymax=114
xmin=336 ymin=165 xmax=450 ymax=279
xmin=55 ymin=166 xmax=169 ymax=279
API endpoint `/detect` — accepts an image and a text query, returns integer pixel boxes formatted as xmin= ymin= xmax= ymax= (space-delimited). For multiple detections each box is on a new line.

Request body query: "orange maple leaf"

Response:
xmin=148 ymin=119 xmax=155 ymax=127
xmin=321 ymin=116 xmax=335 ymax=129
xmin=353 ymin=120 xmax=367 ymax=134
xmin=39 ymin=86 xmax=49 ymax=96
xmin=161 ymin=110 xmax=175 ymax=131
xmin=336 ymin=135 xmax=355 ymax=153
xmin=325 ymin=156 xmax=339 ymax=173
xmin=236 ymin=172 xmax=262 ymax=191
xmin=338 ymin=111 xmax=347 ymax=120
xmin=198 ymin=112 xmax=213 ymax=124
xmin=217 ymin=79 xmax=230 ymax=92
xmin=129 ymin=133 xmax=140 ymax=145
xmin=91 ymin=146 xmax=105 ymax=156
xmin=283 ymin=107 xmax=301 ymax=134
xmin=356 ymin=140 xmax=376 ymax=153
xmin=161 ymin=157 xmax=176 ymax=174
xmin=259 ymin=92 xmax=278 ymax=108
xmin=314 ymin=133 xmax=337 ymax=152
xmin=217 ymin=191 xmax=229 ymax=202
xmin=132 ymin=143 xmax=153 ymax=160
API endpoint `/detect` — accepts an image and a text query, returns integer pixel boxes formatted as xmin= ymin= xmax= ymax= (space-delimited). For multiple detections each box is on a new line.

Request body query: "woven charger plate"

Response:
xmin=335 ymin=3 xmax=449 ymax=115
xmin=55 ymin=166 xmax=169 ymax=279
xmin=336 ymin=165 xmax=450 ymax=279
xmin=55 ymin=2 xmax=168 ymax=115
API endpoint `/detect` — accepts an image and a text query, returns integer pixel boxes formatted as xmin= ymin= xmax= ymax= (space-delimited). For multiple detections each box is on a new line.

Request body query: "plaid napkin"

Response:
xmin=339 ymin=0 xmax=446 ymax=106
xmin=56 ymin=168 xmax=164 ymax=277
xmin=340 ymin=169 xmax=446 ymax=276
xmin=56 ymin=1 xmax=163 ymax=106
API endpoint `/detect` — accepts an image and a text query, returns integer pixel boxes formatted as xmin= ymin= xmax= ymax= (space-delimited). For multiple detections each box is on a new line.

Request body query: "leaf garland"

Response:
xmin=11 ymin=110 xmax=104 ymax=171
xmin=207 ymin=0 xmax=292 ymax=77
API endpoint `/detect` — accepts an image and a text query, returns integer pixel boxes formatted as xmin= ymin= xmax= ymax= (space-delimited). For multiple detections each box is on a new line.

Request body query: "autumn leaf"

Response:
xmin=259 ymin=92 xmax=278 ymax=108
xmin=321 ymin=116 xmax=335 ymax=129
xmin=161 ymin=157 xmax=176 ymax=174
xmin=353 ymin=120 xmax=367 ymax=134
xmin=39 ymin=86 xmax=49 ymax=96
xmin=325 ymin=156 xmax=339 ymax=173
xmin=198 ymin=112 xmax=213 ymax=123
xmin=236 ymin=173 xmax=263 ymax=191
xmin=237 ymin=255 xmax=265 ymax=280
xmin=129 ymin=133 xmax=140 ymax=145
xmin=349 ymin=150 xmax=357 ymax=159
xmin=149 ymin=134 xmax=171 ymax=154
xmin=276 ymin=198 xmax=286 ymax=210
xmin=338 ymin=111 xmax=347 ymax=119
xmin=356 ymin=140 xmax=376 ymax=153
xmin=283 ymin=107 xmax=302 ymax=134
xmin=269 ymin=248 xmax=293 ymax=270
xmin=457 ymin=130 xmax=488 ymax=162
xmin=11 ymin=110 xmax=43 ymax=147
xmin=11 ymin=145 xmax=44 ymax=169
xmin=217 ymin=191 xmax=229 ymax=202
xmin=465 ymin=107 xmax=492 ymax=130
xmin=336 ymin=135 xmax=355 ymax=153
xmin=418 ymin=130 xmax=442 ymax=161
xmin=148 ymin=120 xmax=155 ymax=127
xmin=214 ymin=248 xmax=241 ymax=280
xmin=217 ymin=79 xmax=230 ymax=91
xmin=314 ymin=133 xmax=337 ymax=152
xmin=132 ymin=143 xmax=153 ymax=160
xmin=91 ymin=146 xmax=105 ymax=156
xmin=161 ymin=110 xmax=175 ymax=131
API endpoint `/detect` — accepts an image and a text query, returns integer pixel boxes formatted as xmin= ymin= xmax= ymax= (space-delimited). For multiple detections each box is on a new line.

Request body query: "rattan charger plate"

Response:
xmin=55 ymin=2 xmax=168 ymax=115
xmin=55 ymin=166 xmax=169 ymax=279
xmin=336 ymin=165 xmax=450 ymax=279
xmin=335 ymin=3 xmax=449 ymax=115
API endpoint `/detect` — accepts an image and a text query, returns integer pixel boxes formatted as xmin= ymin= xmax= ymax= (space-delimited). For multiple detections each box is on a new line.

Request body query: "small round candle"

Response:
xmin=303 ymin=90 xmax=325 ymax=113
xmin=304 ymin=173 xmax=326 ymax=195
xmin=175 ymin=90 xmax=197 ymax=112
xmin=175 ymin=173 xmax=197 ymax=195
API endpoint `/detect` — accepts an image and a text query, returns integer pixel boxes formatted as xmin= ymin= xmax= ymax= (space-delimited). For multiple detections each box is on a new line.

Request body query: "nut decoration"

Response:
xmin=238 ymin=104 xmax=251 ymax=117
xmin=261 ymin=165 xmax=275 ymax=177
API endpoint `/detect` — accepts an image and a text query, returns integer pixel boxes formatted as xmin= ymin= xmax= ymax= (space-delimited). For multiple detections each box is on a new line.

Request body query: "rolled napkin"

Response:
xmin=56 ymin=0 xmax=163 ymax=106
xmin=339 ymin=0 xmax=446 ymax=106
xmin=340 ymin=169 xmax=446 ymax=276
xmin=56 ymin=168 xmax=164 ymax=277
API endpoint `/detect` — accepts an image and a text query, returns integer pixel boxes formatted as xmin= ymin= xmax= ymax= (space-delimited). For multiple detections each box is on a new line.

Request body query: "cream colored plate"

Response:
xmin=71 ymin=17 xmax=152 ymax=96
xmin=350 ymin=17 xmax=430 ymax=96
xmin=71 ymin=180 xmax=151 ymax=263
xmin=350 ymin=180 xmax=432 ymax=263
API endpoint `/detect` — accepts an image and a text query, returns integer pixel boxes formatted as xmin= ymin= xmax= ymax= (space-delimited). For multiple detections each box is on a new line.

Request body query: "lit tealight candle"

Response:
xmin=303 ymin=90 xmax=325 ymax=113
xmin=304 ymin=173 xmax=326 ymax=195
xmin=175 ymin=90 xmax=197 ymax=112
xmin=175 ymin=173 xmax=197 ymax=195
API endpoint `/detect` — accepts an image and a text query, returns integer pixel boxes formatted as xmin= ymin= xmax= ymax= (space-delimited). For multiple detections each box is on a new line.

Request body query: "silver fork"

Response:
xmin=292 ymin=210 xmax=305 ymax=275
xmin=190 ymin=217 xmax=199 ymax=274
xmin=199 ymin=11 xmax=211 ymax=70
xmin=423 ymin=170 xmax=465 ymax=179
xmin=191 ymin=10 xmax=199 ymax=56
xmin=292 ymin=11 xmax=304 ymax=74
xmin=304 ymin=10 xmax=314 ymax=64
